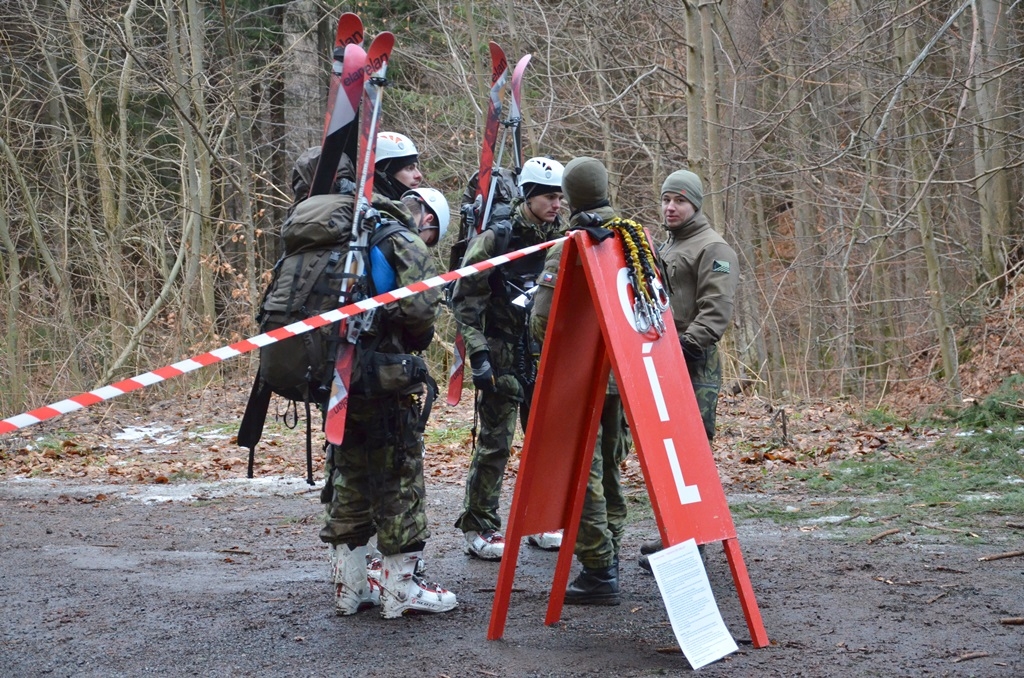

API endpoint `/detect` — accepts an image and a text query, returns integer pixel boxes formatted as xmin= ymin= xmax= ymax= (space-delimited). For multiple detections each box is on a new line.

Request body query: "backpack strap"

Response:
xmin=368 ymin=220 xmax=409 ymax=250
xmin=366 ymin=220 xmax=412 ymax=295
xmin=238 ymin=373 xmax=272 ymax=479
xmin=303 ymin=399 xmax=314 ymax=486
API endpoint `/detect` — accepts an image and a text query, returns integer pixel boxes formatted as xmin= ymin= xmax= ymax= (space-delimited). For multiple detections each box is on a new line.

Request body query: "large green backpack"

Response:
xmin=237 ymin=193 xmax=406 ymax=483
xmin=257 ymin=193 xmax=355 ymax=404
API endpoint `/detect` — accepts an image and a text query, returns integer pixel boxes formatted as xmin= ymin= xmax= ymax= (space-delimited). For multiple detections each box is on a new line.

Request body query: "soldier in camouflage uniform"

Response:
xmin=451 ymin=157 xmax=565 ymax=561
xmin=307 ymin=145 xmax=457 ymax=618
xmin=530 ymin=156 xmax=632 ymax=605
xmin=639 ymin=169 xmax=739 ymax=571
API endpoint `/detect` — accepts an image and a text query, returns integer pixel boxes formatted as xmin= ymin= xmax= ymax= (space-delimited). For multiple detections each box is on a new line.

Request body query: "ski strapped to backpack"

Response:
xmin=323 ymin=30 xmax=396 ymax=445
xmin=447 ymin=45 xmax=535 ymax=406
xmin=310 ymin=13 xmax=365 ymax=197
xmin=237 ymin=16 xmax=368 ymax=485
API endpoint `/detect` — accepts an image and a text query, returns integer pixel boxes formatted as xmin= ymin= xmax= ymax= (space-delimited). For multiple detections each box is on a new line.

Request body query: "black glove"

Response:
xmin=470 ymin=351 xmax=496 ymax=393
xmin=680 ymin=335 xmax=703 ymax=361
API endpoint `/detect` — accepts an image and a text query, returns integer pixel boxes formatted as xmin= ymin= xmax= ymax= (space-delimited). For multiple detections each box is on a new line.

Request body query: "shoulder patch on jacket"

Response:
xmin=712 ymin=259 xmax=731 ymax=274
xmin=539 ymin=271 xmax=557 ymax=286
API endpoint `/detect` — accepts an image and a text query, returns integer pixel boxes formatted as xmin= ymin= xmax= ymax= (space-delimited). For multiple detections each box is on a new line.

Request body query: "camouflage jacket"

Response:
xmin=450 ymin=200 xmax=561 ymax=361
xmin=365 ymin=211 xmax=441 ymax=355
xmin=658 ymin=211 xmax=738 ymax=350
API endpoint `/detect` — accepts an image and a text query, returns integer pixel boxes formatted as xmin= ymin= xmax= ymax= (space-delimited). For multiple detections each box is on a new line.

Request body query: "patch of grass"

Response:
xmin=624 ymin=492 xmax=654 ymax=525
xmin=424 ymin=426 xmax=472 ymax=445
xmin=858 ymin=406 xmax=907 ymax=428
xmin=168 ymin=469 xmax=204 ymax=482
xmin=732 ymin=424 xmax=1024 ymax=535
xmin=944 ymin=375 xmax=1024 ymax=428
xmin=29 ymin=431 xmax=75 ymax=451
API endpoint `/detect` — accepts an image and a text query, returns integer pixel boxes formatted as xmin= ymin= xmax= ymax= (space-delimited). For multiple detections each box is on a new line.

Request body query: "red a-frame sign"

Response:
xmin=487 ymin=229 xmax=768 ymax=648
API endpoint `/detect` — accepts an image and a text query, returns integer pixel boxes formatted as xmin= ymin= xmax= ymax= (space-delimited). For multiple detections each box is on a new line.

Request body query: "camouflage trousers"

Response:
xmin=453 ymin=374 xmax=523 ymax=534
xmin=687 ymin=343 xmax=723 ymax=441
xmin=575 ymin=393 xmax=632 ymax=569
xmin=318 ymin=395 xmax=429 ymax=556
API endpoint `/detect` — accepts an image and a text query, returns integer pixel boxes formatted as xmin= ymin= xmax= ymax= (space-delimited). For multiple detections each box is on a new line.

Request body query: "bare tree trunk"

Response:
xmin=700 ymin=1 xmax=723 ymax=225
xmin=719 ymin=0 xmax=769 ymax=394
xmin=901 ymin=8 xmax=963 ymax=402
xmin=68 ymin=0 xmax=130 ymax=370
xmin=219 ymin=1 xmax=259 ymax=316
xmin=972 ymin=0 xmax=1015 ymax=295
xmin=684 ymin=0 xmax=705 ymax=175
xmin=185 ymin=0 xmax=215 ymax=328
xmin=282 ymin=0 xmax=321 ymax=160
xmin=0 ymin=203 xmax=23 ymax=410
xmin=782 ymin=0 xmax=823 ymax=394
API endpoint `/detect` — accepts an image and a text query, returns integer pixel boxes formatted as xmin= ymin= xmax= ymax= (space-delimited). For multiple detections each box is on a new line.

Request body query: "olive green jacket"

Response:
xmin=658 ymin=211 xmax=738 ymax=350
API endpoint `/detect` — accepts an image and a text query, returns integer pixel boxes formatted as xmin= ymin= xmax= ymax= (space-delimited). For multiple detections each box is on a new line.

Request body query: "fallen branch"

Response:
xmin=926 ymin=591 xmax=947 ymax=604
xmin=217 ymin=547 xmax=251 ymax=555
xmin=927 ymin=565 xmax=967 ymax=574
xmin=953 ymin=651 xmax=990 ymax=663
xmin=866 ymin=528 xmax=900 ymax=544
xmin=977 ymin=549 xmax=1024 ymax=562
xmin=999 ymin=617 xmax=1024 ymax=626
xmin=909 ymin=520 xmax=979 ymax=538
xmin=1005 ymin=522 xmax=1024 ymax=530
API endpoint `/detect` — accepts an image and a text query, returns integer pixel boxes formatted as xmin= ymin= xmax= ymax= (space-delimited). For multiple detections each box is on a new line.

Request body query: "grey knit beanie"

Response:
xmin=661 ymin=170 xmax=703 ymax=211
xmin=561 ymin=157 xmax=609 ymax=212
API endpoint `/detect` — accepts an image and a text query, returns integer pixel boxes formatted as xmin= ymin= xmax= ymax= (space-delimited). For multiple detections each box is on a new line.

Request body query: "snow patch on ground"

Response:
xmin=0 ymin=476 xmax=316 ymax=503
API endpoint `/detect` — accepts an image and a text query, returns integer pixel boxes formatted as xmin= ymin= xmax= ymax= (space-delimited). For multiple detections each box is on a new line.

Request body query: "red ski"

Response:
xmin=310 ymin=13 xmax=365 ymax=196
xmin=324 ymin=31 xmax=395 ymax=445
xmin=448 ymin=45 xmax=532 ymax=406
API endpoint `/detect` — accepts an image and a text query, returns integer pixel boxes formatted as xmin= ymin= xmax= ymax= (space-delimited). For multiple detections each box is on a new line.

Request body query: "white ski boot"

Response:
xmin=379 ymin=552 xmax=457 ymax=619
xmin=333 ymin=544 xmax=381 ymax=616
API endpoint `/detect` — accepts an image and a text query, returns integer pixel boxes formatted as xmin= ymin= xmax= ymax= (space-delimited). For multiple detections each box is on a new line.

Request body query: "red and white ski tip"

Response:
xmin=0 ymin=237 xmax=567 ymax=436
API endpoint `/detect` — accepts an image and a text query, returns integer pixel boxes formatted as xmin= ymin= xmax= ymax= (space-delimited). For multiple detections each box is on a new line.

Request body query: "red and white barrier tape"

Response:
xmin=0 ymin=237 xmax=566 ymax=435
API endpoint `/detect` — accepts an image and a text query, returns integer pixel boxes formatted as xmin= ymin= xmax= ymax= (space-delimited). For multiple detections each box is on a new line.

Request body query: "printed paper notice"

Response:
xmin=648 ymin=539 xmax=738 ymax=669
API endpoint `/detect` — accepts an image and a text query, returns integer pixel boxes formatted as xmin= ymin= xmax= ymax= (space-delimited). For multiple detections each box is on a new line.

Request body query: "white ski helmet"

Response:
xmin=376 ymin=132 xmax=419 ymax=164
xmin=404 ymin=187 xmax=450 ymax=241
xmin=518 ymin=157 xmax=565 ymax=198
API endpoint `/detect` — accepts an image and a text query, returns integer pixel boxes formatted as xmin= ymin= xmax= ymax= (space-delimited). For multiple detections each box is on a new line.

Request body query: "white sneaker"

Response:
xmin=527 ymin=530 xmax=563 ymax=551
xmin=380 ymin=552 xmax=457 ymax=619
xmin=333 ymin=544 xmax=381 ymax=616
xmin=464 ymin=530 xmax=505 ymax=561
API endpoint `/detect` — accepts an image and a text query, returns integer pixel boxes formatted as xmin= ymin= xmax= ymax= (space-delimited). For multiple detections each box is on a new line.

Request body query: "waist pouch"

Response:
xmin=352 ymin=351 xmax=430 ymax=397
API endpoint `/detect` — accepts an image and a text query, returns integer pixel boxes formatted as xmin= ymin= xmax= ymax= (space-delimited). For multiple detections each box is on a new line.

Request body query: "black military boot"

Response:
xmin=639 ymin=537 xmax=663 ymax=555
xmin=639 ymin=543 xmax=704 ymax=574
xmin=565 ymin=563 xmax=620 ymax=606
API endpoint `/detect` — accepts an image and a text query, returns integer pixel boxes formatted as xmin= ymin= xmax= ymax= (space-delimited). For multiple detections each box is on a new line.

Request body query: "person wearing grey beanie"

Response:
xmin=638 ymin=168 xmax=739 ymax=573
